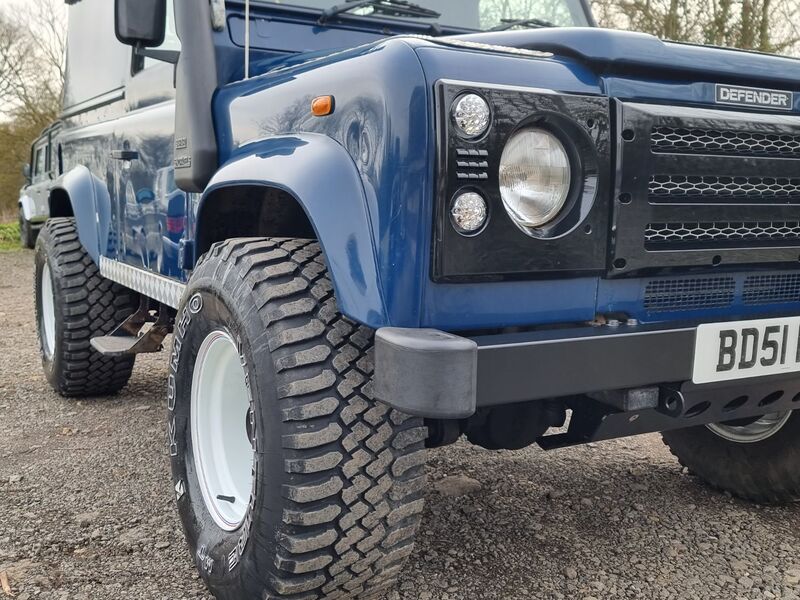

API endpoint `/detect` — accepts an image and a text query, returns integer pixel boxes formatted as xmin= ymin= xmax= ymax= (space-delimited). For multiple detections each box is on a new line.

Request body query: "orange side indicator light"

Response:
xmin=311 ymin=95 xmax=335 ymax=117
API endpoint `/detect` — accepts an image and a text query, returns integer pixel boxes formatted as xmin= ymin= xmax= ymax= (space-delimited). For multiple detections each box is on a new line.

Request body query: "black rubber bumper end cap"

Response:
xmin=374 ymin=327 xmax=477 ymax=419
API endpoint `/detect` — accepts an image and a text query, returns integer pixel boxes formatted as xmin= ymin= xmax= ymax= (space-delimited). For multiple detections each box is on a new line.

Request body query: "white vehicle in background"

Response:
xmin=19 ymin=122 xmax=61 ymax=248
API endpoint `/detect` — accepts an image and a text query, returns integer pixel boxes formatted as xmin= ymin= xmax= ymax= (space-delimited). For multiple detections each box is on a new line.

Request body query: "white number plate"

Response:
xmin=693 ymin=316 xmax=800 ymax=384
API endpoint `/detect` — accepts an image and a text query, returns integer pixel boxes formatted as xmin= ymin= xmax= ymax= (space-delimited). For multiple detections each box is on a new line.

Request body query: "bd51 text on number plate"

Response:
xmin=692 ymin=316 xmax=800 ymax=384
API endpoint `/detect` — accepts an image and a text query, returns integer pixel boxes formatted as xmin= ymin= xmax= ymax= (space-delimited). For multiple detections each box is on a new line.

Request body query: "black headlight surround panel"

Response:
xmin=432 ymin=80 xmax=611 ymax=282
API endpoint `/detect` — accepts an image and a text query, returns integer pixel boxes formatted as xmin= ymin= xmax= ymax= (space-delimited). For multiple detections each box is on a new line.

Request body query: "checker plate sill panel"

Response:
xmin=99 ymin=257 xmax=186 ymax=309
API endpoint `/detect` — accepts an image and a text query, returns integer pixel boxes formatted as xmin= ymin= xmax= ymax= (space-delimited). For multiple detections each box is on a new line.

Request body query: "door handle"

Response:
xmin=111 ymin=149 xmax=139 ymax=161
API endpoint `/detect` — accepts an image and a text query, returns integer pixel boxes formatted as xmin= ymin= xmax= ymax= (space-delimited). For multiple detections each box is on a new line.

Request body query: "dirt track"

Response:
xmin=1 ymin=248 xmax=799 ymax=599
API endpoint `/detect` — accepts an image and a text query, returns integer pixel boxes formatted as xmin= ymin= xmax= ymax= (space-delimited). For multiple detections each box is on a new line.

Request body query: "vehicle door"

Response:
xmin=25 ymin=138 xmax=50 ymax=220
xmin=113 ymin=0 xmax=185 ymax=276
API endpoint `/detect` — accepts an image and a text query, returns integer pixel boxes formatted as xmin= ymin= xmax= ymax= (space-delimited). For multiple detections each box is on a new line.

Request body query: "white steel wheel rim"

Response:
xmin=707 ymin=411 xmax=792 ymax=444
xmin=191 ymin=330 xmax=254 ymax=531
xmin=40 ymin=262 xmax=56 ymax=358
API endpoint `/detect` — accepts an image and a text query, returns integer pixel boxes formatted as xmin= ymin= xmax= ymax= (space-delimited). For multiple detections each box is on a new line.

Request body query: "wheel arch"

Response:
xmin=197 ymin=133 xmax=388 ymax=327
xmin=48 ymin=188 xmax=74 ymax=218
xmin=47 ymin=166 xmax=111 ymax=263
xmin=18 ymin=193 xmax=36 ymax=221
xmin=196 ymin=184 xmax=316 ymax=255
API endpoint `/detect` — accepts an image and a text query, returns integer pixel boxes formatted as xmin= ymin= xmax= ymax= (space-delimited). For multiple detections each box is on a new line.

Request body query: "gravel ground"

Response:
xmin=1 ymin=249 xmax=799 ymax=600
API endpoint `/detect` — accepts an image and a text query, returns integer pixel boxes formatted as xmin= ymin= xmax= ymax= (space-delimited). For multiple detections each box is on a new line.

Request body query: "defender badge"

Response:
xmin=715 ymin=84 xmax=793 ymax=111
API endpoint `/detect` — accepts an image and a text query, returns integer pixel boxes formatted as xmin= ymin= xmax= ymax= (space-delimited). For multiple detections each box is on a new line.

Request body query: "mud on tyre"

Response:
xmin=168 ymin=238 xmax=427 ymax=599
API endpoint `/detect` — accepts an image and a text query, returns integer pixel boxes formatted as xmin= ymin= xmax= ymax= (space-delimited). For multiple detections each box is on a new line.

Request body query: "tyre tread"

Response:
xmin=37 ymin=218 xmax=138 ymax=397
xmin=662 ymin=416 xmax=800 ymax=504
xmin=194 ymin=238 xmax=426 ymax=599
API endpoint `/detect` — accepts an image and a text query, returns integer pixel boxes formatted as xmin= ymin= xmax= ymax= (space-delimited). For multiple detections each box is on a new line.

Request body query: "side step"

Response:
xmin=90 ymin=303 xmax=172 ymax=357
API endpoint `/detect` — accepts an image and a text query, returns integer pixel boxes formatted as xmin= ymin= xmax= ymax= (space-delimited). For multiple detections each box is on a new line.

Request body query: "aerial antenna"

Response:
xmin=244 ymin=0 xmax=251 ymax=79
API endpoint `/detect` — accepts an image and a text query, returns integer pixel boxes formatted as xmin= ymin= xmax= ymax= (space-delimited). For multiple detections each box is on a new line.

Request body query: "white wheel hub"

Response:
xmin=40 ymin=262 xmax=56 ymax=358
xmin=191 ymin=330 xmax=255 ymax=531
xmin=707 ymin=411 xmax=792 ymax=444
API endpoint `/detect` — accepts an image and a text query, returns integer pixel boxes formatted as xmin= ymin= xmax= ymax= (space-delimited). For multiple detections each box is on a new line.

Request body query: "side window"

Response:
xmin=63 ymin=0 xmax=130 ymax=110
xmin=33 ymin=147 xmax=46 ymax=181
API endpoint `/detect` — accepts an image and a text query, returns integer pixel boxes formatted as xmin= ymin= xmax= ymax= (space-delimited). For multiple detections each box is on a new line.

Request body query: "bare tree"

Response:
xmin=0 ymin=0 xmax=65 ymax=219
xmin=593 ymin=0 xmax=800 ymax=55
xmin=30 ymin=0 xmax=67 ymax=85
xmin=0 ymin=0 xmax=65 ymax=116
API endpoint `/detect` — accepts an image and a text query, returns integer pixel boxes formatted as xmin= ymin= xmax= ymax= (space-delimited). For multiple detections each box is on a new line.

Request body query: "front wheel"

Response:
xmin=663 ymin=410 xmax=800 ymax=504
xmin=169 ymin=238 xmax=427 ymax=599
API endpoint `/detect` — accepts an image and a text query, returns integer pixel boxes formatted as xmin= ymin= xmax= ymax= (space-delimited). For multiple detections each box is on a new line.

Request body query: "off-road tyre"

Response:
xmin=19 ymin=207 xmax=37 ymax=248
xmin=169 ymin=238 xmax=427 ymax=600
xmin=35 ymin=218 xmax=139 ymax=396
xmin=662 ymin=411 xmax=800 ymax=504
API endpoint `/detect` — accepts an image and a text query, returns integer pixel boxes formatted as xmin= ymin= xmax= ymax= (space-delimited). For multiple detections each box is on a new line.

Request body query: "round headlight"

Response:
xmin=450 ymin=192 xmax=488 ymax=234
xmin=452 ymin=93 xmax=491 ymax=138
xmin=499 ymin=128 xmax=571 ymax=229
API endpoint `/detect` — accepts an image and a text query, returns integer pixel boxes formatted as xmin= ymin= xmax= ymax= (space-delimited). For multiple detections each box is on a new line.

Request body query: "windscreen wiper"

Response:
xmin=319 ymin=0 xmax=441 ymax=25
xmin=489 ymin=17 xmax=557 ymax=31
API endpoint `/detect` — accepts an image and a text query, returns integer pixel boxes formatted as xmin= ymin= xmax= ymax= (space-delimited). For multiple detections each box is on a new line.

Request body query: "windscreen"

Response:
xmin=266 ymin=0 xmax=592 ymax=29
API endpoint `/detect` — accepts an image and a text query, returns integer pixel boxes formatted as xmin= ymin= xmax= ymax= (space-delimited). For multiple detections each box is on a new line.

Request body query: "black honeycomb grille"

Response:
xmin=645 ymin=221 xmax=800 ymax=248
xmin=651 ymin=127 xmax=800 ymax=158
xmin=614 ymin=103 xmax=800 ymax=274
xmin=649 ymin=175 xmax=800 ymax=203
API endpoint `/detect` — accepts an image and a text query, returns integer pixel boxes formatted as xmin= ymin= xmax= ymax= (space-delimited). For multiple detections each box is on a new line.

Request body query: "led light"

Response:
xmin=499 ymin=128 xmax=571 ymax=229
xmin=452 ymin=93 xmax=491 ymax=138
xmin=451 ymin=192 xmax=488 ymax=234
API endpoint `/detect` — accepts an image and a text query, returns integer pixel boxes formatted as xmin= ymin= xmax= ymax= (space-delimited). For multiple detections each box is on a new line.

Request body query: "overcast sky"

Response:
xmin=6 ymin=0 xmax=65 ymax=14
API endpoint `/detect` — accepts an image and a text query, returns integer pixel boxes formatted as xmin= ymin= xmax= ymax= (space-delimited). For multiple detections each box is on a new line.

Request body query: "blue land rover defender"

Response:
xmin=35 ymin=0 xmax=800 ymax=597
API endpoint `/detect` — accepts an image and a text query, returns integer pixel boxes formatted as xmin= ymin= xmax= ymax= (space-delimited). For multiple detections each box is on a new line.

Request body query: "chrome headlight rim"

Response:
xmin=498 ymin=123 xmax=581 ymax=239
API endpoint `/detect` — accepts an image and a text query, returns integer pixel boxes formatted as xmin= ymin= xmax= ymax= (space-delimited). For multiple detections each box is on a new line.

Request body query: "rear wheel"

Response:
xmin=35 ymin=218 xmax=140 ymax=397
xmin=169 ymin=238 xmax=427 ymax=600
xmin=662 ymin=409 xmax=800 ymax=504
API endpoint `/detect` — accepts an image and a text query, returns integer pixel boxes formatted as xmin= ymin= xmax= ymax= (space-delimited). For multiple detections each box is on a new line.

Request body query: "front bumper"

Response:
xmin=374 ymin=322 xmax=709 ymax=419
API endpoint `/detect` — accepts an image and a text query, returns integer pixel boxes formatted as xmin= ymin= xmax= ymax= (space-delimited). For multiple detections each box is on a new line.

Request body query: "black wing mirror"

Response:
xmin=115 ymin=0 xmax=167 ymax=48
